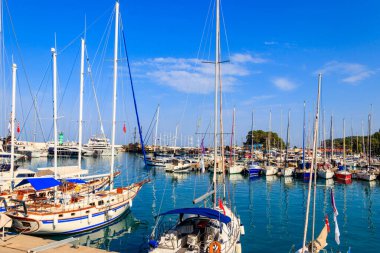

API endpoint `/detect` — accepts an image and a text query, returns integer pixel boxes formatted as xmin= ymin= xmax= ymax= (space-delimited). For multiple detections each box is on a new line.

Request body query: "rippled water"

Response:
xmin=20 ymin=153 xmax=380 ymax=252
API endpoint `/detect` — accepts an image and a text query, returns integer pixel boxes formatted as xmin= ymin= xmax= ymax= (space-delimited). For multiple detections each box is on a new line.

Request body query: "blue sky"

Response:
xmin=0 ymin=0 xmax=379 ymax=147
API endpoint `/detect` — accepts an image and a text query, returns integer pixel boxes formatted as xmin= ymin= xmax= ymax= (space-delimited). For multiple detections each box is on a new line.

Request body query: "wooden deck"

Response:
xmin=0 ymin=233 xmax=114 ymax=253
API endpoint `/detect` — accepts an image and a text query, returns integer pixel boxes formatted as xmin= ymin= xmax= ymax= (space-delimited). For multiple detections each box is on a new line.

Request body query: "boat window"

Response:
xmin=71 ymin=213 xmax=75 ymax=216
xmin=59 ymin=214 xmax=63 ymax=218
xmin=21 ymin=222 xmax=31 ymax=227
xmin=111 ymin=199 xmax=114 ymax=202
xmin=89 ymin=202 xmax=95 ymax=206
xmin=98 ymin=200 xmax=104 ymax=206
xmin=85 ymin=210 xmax=90 ymax=214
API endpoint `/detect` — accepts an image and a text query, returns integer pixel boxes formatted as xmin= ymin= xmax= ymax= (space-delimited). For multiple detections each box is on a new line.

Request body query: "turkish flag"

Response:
xmin=219 ymin=199 xmax=226 ymax=215
xmin=17 ymin=123 xmax=20 ymax=133
xmin=325 ymin=215 xmax=330 ymax=233
xmin=123 ymin=123 xmax=126 ymax=134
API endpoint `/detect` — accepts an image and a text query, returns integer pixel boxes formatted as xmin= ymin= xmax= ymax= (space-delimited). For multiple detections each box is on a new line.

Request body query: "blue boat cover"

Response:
xmin=15 ymin=177 xmax=62 ymax=191
xmin=62 ymin=178 xmax=86 ymax=184
xmin=158 ymin=207 xmax=231 ymax=224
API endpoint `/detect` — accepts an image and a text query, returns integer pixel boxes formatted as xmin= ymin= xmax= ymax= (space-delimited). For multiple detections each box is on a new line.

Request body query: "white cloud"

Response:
xmin=272 ymin=77 xmax=297 ymax=91
xmin=317 ymin=61 xmax=375 ymax=84
xmin=230 ymin=53 xmax=268 ymax=64
xmin=264 ymin=41 xmax=278 ymax=46
xmin=135 ymin=53 xmax=267 ymax=94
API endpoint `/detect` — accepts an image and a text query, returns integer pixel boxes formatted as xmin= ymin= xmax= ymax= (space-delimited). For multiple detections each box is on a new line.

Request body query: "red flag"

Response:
xmin=218 ymin=199 xmax=226 ymax=215
xmin=123 ymin=123 xmax=126 ymax=134
xmin=17 ymin=123 xmax=20 ymax=133
xmin=325 ymin=215 xmax=330 ymax=233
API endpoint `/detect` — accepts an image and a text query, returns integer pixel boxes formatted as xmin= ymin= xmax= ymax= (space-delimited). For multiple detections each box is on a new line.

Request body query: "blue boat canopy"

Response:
xmin=15 ymin=177 xmax=62 ymax=191
xmin=158 ymin=207 xmax=231 ymax=224
xmin=61 ymin=178 xmax=86 ymax=184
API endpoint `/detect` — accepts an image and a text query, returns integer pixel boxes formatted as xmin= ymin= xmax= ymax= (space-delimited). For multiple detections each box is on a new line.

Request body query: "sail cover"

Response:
xmin=15 ymin=177 xmax=62 ymax=191
xmin=158 ymin=207 xmax=231 ymax=224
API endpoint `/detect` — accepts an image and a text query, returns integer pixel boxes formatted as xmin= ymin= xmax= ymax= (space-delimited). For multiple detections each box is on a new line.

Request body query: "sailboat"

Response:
xmin=280 ymin=110 xmax=295 ymax=177
xmin=295 ymin=102 xmax=312 ymax=180
xmin=149 ymin=1 xmax=243 ymax=252
xmin=334 ymin=119 xmax=352 ymax=182
xmin=228 ymin=108 xmax=244 ymax=174
xmin=247 ymin=111 xmax=263 ymax=177
xmin=263 ymin=110 xmax=278 ymax=176
xmin=356 ymin=112 xmax=377 ymax=181
xmin=5 ymin=2 xmax=148 ymax=234
xmin=317 ymin=112 xmax=334 ymax=180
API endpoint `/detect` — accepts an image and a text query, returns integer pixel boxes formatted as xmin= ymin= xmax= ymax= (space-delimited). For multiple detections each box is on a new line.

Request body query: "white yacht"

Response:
xmin=84 ymin=136 xmax=116 ymax=157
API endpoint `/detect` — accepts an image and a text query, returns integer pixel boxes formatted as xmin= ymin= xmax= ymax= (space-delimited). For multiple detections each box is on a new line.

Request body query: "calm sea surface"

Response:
xmin=20 ymin=153 xmax=380 ymax=253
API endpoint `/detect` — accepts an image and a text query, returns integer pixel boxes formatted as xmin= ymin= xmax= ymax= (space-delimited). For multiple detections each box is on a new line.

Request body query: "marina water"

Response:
xmin=20 ymin=153 xmax=380 ymax=252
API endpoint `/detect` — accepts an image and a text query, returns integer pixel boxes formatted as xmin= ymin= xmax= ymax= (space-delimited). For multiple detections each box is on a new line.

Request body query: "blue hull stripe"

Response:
xmin=62 ymin=212 xmax=125 ymax=234
xmin=41 ymin=202 xmax=128 ymax=224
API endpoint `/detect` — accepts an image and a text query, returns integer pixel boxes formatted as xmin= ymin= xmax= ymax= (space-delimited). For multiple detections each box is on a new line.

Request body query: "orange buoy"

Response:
xmin=209 ymin=241 xmax=222 ymax=253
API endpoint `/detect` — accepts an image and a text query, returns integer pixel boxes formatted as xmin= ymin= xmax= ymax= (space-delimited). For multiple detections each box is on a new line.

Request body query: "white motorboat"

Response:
xmin=264 ymin=165 xmax=278 ymax=176
xmin=280 ymin=167 xmax=295 ymax=177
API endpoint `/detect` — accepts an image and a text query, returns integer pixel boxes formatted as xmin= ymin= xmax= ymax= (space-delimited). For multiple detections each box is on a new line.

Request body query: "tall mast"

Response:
xmin=154 ymin=105 xmax=160 ymax=151
xmin=361 ymin=120 xmax=365 ymax=156
xmin=330 ymin=114 xmax=334 ymax=160
xmin=368 ymin=113 xmax=371 ymax=167
xmin=343 ymin=118 xmax=346 ymax=169
xmin=302 ymin=101 xmax=306 ymax=170
xmin=213 ymin=0 xmax=220 ymax=208
xmin=280 ymin=109 xmax=283 ymax=165
xmin=268 ymin=109 xmax=272 ymax=164
xmin=10 ymin=62 xmax=16 ymax=190
xmin=78 ymin=38 xmax=85 ymax=169
xmin=110 ymin=1 xmax=119 ymax=190
xmin=302 ymin=73 xmax=321 ymax=253
xmin=51 ymin=48 xmax=58 ymax=179
xmin=229 ymin=108 xmax=235 ymax=165
xmin=174 ymin=124 xmax=178 ymax=148
xmin=323 ymin=110 xmax=326 ymax=162
xmin=285 ymin=110 xmax=290 ymax=168
xmin=250 ymin=110 xmax=254 ymax=162
xmin=233 ymin=107 xmax=236 ymax=164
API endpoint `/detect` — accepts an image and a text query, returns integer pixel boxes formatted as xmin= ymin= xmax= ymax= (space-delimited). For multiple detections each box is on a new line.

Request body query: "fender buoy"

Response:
xmin=209 ymin=241 xmax=222 ymax=253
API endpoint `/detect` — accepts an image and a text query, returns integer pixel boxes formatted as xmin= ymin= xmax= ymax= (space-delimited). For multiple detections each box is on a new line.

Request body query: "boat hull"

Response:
xmin=335 ymin=171 xmax=352 ymax=181
xmin=317 ymin=170 xmax=334 ymax=179
xmin=280 ymin=167 xmax=295 ymax=177
xmin=10 ymin=201 xmax=131 ymax=234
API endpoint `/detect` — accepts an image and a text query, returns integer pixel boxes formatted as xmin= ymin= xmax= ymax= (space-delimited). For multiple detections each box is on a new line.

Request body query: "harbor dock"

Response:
xmin=0 ymin=234 xmax=113 ymax=253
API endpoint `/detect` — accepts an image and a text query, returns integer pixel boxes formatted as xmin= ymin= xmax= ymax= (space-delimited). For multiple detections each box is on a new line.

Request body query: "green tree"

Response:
xmin=244 ymin=130 xmax=285 ymax=150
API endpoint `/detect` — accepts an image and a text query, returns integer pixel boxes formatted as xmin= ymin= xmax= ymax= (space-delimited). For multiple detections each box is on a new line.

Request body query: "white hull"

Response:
xmin=11 ymin=200 xmax=131 ymax=234
xmin=228 ymin=164 xmax=245 ymax=174
xmin=280 ymin=167 xmax=294 ymax=177
xmin=264 ymin=166 xmax=277 ymax=176
xmin=356 ymin=172 xmax=377 ymax=181
xmin=151 ymin=205 xmax=242 ymax=253
xmin=7 ymin=180 xmax=147 ymax=234
xmin=317 ymin=170 xmax=334 ymax=179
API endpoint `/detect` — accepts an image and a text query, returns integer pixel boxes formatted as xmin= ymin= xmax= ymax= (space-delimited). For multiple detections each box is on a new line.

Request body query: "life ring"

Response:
xmin=209 ymin=241 xmax=221 ymax=253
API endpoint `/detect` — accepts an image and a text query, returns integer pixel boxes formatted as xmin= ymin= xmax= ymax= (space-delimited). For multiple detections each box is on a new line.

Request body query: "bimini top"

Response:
xmin=158 ymin=207 xmax=231 ymax=224
xmin=15 ymin=177 xmax=62 ymax=191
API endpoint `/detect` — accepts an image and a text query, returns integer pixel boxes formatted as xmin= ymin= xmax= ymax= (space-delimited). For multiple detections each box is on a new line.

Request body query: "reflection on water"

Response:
xmin=75 ymin=212 xmax=142 ymax=251
xmin=19 ymin=153 xmax=380 ymax=253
